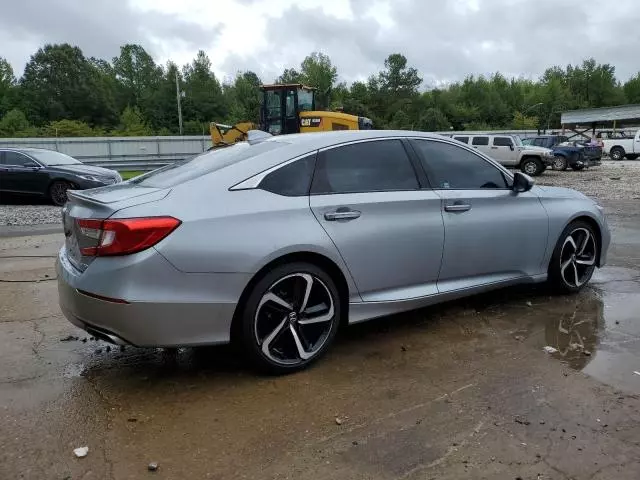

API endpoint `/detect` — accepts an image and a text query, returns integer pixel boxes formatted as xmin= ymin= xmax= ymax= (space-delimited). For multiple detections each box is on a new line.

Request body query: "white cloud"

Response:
xmin=1 ymin=0 xmax=639 ymax=85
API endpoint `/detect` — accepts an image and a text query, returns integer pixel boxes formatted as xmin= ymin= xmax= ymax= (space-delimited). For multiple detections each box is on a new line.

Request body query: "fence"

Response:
xmin=0 ymin=135 xmax=212 ymax=172
xmin=1 ymin=127 xmax=638 ymax=172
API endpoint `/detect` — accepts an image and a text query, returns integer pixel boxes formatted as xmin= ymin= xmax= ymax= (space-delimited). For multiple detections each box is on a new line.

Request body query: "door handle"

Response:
xmin=491 ymin=146 xmax=498 ymax=149
xmin=444 ymin=203 xmax=471 ymax=213
xmin=324 ymin=209 xmax=361 ymax=221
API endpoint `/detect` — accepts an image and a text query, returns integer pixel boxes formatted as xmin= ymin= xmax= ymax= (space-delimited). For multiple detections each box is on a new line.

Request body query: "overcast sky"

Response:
xmin=2 ymin=0 xmax=639 ymax=87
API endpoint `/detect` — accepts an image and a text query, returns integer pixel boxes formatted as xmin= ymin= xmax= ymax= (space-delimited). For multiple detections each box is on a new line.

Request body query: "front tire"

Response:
xmin=626 ymin=154 xmax=639 ymax=160
xmin=239 ymin=262 xmax=341 ymax=374
xmin=548 ymin=221 xmax=599 ymax=293
xmin=49 ymin=180 xmax=71 ymax=206
xmin=521 ymin=157 xmax=544 ymax=176
xmin=571 ymin=164 xmax=585 ymax=171
xmin=552 ymin=155 xmax=568 ymax=171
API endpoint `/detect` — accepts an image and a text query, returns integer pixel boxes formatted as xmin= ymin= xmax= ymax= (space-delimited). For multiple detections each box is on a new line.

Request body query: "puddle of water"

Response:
xmin=543 ymin=267 xmax=640 ymax=393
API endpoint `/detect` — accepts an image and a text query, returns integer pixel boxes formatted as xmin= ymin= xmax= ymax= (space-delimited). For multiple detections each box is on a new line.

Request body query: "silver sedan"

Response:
xmin=57 ymin=130 xmax=610 ymax=373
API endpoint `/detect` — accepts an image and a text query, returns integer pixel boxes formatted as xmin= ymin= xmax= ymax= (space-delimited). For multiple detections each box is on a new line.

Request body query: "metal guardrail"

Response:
xmin=0 ymin=135 xmax=211 ymax=172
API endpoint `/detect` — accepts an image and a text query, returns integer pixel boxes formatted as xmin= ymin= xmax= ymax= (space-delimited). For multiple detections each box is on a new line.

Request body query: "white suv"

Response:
xmin=450 ymin=134 xmax=554 ymax=176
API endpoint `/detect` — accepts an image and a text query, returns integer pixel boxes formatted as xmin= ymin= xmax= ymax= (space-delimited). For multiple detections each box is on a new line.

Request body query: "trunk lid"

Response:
xmin=62 ymin=185 xmax=170 ymax=271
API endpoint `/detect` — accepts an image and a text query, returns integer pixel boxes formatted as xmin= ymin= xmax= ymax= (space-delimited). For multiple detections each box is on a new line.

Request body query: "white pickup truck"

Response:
xmin=598 ymin=130 xmax=640 ymax=160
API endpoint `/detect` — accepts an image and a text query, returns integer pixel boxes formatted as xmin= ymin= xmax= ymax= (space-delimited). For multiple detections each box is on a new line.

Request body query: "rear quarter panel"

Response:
xmin=112 ymin=185 xmax=360 ymax=298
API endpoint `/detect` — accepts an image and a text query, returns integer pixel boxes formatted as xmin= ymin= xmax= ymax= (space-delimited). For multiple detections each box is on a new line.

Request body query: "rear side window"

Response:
xmin=471 ymin=137 xmax=489 ymax=146
xmin=411 ymin=140 xmax=509 ymax=190
xmin=453 ymin=136 xmax=469 ymax=144
xmin=131 ymin=141 xmax=287 ymax=188
xmin=493 ymin=137 xmax=513 ymax=147
xmin=3 ymin=151 xmax=33 ymax=166
xmin=311 ymin=140 xmax=419 ymax=194
xmin=259 ymin=154 xmax=316 ymax=196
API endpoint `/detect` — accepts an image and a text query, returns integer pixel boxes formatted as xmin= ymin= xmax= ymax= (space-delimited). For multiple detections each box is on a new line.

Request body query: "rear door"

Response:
xmin=410 ymin=138 xmax=549 ymax=291
xmin=309 ymin=139 xmax=444 ymax=301
xmin=0 ymin=151 xmax=48 ymax=194
xmin=470 ymin=136 xmax=491 ymax=157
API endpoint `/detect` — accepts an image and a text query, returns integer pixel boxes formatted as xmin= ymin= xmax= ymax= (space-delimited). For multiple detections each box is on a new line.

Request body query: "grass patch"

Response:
xmin=120 ymin=170 xmax=145 ymax=180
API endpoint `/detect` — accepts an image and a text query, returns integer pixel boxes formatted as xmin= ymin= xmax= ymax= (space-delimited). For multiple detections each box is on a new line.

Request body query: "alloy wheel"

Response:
xmin=552 ymin=156 xmax=567 ymax=171
xmin=559 ymin=227 xmax=597 ymax=288
xmin=50 ymin=182 xmax=69 ymax=206
xmin=254 ymin=273 xmax=336 ymax=366
xmin=524 ymin=161 xmax=538 ymax=175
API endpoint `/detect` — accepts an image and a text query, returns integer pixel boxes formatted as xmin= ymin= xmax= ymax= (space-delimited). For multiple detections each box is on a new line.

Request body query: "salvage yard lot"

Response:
xmin=2 ymin=160 xmax=640 ymax=479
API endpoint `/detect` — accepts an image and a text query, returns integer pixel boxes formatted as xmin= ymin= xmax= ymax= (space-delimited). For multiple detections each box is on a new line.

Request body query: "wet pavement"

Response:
xmin=1 ymin=200 xmax=640 ymax=479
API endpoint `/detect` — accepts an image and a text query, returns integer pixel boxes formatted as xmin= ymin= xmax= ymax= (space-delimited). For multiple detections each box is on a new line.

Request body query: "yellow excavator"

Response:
xmin=210 ymin=83 xmax=373 ymax=147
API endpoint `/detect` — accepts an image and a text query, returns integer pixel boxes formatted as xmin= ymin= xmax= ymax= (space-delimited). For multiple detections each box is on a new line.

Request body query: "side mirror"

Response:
xmin=513 ymin=172 xmax=534 ymax=193
xmin=509 ymin=144 xmax=515 ymax=151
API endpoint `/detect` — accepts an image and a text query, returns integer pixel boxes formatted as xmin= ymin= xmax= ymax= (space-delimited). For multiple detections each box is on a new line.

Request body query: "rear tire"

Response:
xmin=520 ymin=157 xmax=544 ymax=176
xmin=571 ymin=164 xmax=585 ymax=171
xmin=239 ymin=262 xmax=341 ymax=374
xmin=610 ymin=147 xmax=625 ymax=161
xmin=548 ymin=220 xmax=599 ymax=294
xmin=49 ymin=180 xmax=71 ymax=206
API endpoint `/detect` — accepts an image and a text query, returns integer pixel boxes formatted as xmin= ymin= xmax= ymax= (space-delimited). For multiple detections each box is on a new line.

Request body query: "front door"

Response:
xmin=490 ymin=136 xmax=517 ymax=166
xmin=410 ymin=139 xmax=549 ymax=292
xmin=309 ymin=139 xmax=445 ymax=302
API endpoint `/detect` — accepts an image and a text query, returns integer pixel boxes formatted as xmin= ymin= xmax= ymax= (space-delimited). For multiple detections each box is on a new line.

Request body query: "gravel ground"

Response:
xmin=537 ymin=160 xmax=640 ymax=200
xmin=0 ymin=204 xmax=61 ymax=226
xmin=0 ymin=160 xmax=638 ymax=227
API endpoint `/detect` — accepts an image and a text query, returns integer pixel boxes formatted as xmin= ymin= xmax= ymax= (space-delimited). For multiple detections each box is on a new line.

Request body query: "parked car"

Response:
xmin=451 ymin=134 xmax=554 ymax=176
xmin=0 ymin=148 xmax=122 ymax=206
xmin=526 ymin=135 xmax=602 ymax=171
xmin=596 ymin=130 xmax=640 ymax=160
xmin=57 ymin=130 xmax=610 ymax=374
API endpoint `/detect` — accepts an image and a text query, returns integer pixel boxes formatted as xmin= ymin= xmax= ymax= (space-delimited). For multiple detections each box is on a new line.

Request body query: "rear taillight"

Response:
xmin=78 ymin=217 xmax=181 ymax=256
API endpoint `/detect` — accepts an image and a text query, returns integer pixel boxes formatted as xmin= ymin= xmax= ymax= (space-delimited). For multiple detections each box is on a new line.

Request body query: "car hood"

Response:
xmin=47 ymin=164 xmax=119 ymax=177
xmin=533 ymin=185 xmax=590 ymax=200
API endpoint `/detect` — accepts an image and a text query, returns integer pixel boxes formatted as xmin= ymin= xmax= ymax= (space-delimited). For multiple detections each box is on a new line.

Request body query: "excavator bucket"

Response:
xmin=209 ymin=121 xmax=258 ymax=148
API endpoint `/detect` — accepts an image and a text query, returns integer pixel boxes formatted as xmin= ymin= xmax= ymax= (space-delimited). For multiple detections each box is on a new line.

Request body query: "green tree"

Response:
xmin=43 ymin=119 xmax=95 ymax=137
xmin=623 ymin=73 xmax=640 ymax=104
xmin=112 ymin=106 xmax=152 ymax=136
xmin=0 ymin=57 xmax=17 ymax=116
xmin=145 ymin=61 xmax=182 ymax=133
xmin=20 ymin=44 xmax=117 ymax=125
xmin=275 ymin=68 xmax=302 ymax=84
xmin=0 ymin=108 xmax=37 ymax=137
xmin=112 ymin=44 xmax=162 ymax=112
xmin=417 ymin=107 xmax=451 ymax=131
xmin=181 ymin=50 xmax=225 ymax=123
xmin=299 ymin=52 xmax=337 ymax=110
xmin=224 ymin=71 xmax=262 ymax=124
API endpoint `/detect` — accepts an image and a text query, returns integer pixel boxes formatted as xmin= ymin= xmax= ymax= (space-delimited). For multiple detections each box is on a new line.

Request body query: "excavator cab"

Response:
xmin=260 ymin=83 xmax=372 ymax=135
xmin=260 ymin=84 xmax=316 ymax=135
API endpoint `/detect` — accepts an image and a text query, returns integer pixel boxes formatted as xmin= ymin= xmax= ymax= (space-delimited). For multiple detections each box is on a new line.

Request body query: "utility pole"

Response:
xmin=175 ymin=70 xmax=183 ymax=135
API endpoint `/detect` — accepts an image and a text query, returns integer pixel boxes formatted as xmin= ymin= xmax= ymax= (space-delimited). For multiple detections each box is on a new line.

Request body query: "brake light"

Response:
xmin=78 ymin=217 xmax=181 ymax=256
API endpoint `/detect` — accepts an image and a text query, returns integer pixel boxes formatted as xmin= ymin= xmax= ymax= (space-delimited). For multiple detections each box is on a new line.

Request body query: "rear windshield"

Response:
xmin=130 ymin=141 xmax=287 ymax=188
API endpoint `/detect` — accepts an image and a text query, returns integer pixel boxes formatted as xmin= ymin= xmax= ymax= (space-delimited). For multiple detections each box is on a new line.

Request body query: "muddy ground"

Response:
xmin=1 ymin=196 xmax=640 ymax=478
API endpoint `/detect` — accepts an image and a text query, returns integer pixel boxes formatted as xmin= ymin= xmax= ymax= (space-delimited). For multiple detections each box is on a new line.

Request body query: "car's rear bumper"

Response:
xmin=56 ymin=246 xmax=250 ymax=347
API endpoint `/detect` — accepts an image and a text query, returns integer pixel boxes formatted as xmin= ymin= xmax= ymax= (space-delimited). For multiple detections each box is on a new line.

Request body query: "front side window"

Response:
xmin=259 ymin=154 xmax=316 ymax=196
xmin=493 ymin=137 xmax=513 ymax=147
xmin=265 ymin=90 xmax=282 ymax=135
xmin=311 ymin=140 xmax=419 ymax=194
xmin=453 ymin=136 xmax=469 ymax=144
xmin=411 ymin=140 xmax=509 ymax=190
xmin=471 ymin=136 xmax=489 ymax=146
xmin=297 ymin=89 xmax=314 ymax=112
xmin=532 ymin=138 xmax=547 ymax=147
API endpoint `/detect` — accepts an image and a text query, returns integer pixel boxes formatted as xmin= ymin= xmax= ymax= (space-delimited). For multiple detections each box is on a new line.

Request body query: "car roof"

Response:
xmin=0 ymin=147 xmax=56 ymax=153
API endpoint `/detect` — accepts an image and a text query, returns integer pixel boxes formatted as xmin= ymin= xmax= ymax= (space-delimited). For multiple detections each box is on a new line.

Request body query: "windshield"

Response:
xmin=297 ymin=89 xmax=314 ymax=112
xmin=130 ymin=141 xmax=287 ymax=188
xmin=30 ymin=150 xmax=81 ymax=166
xmin=513 ymin=136 xmax=523 ymax=146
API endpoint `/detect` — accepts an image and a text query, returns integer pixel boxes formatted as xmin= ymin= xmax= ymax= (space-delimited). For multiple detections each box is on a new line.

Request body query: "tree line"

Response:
xmin=1 ymin=43 xmax=640 ymax=138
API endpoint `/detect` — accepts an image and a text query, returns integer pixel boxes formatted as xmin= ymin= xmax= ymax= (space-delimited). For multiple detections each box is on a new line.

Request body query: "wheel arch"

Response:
xmin=230 ymin=251 xmax=352 ymax=342
xmin=561 ymin=214 xmax=603 ymax=266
